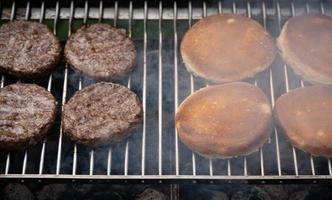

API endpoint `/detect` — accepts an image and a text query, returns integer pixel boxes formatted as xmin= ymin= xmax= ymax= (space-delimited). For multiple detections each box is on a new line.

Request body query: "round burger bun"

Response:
xmin=275 ymin=85 xmax=332 ymax=157
xmin=180 ymin=14 xmax=277 ymax=83
xmin=175 ymin=82 xmax=273 ymax=159
xmin=277 ymin=14 xmax=332 ymax=84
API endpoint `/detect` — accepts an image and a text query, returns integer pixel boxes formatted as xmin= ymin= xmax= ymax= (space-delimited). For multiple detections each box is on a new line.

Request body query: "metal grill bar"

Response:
xmin=113 ymin=1 xmax=118 ymax=27
xmin=262 ymin=0 xmax=282 ymax=176
xmin=227 ymin=160 xmax=231 ymax=176
xmin=38 ymin=0 xmax=49 ymax=176
xmin=22 ymin=151 xmax=27 ymax=175
xmin=107 ymin=148 xmax=112 ymax=175
xmin=56 ymin=0 xmax=73 ymax=175
xmin=0 ymin=7 xmax=291 ymax=20
xmin=72 ymin=55 xmax=80 ymax=174
xmin=324 ymin=1 xmax=332 ymax=176
xmin=124 ymin=0 xmax=133 ymax=177
xmin=3 ymin=0 xmax=16 ymax=176
xmin=3 ymin=0 xmax=20 ymax=176
xmin=246 ymin=1 xmax=256 ymax=177
xmin=201 ymin=1 xmax=215 ymax=177
xmin=247 ymin=1 xmax=265 ymax=177
xmin=0 ymin=0 xmax=10 ymax=172
xmin=244 ymin=157 xmax=248 ymax=176
xmin=72 ymin=144 xmax=77 ymax=175
xmin=321 ymin=1 xmax=325 ymax=14
xmin=1 ymin=0 xmax=332 ymax=182
xmin=2 ymin=174 xmax=332 ymax=181
xmin=173 ymin=1 xmax=179 ymax=176
xmin=232 ymin=1 xmax=236 ymax=14
xmin=202 ymin=1 xmax=206 ymax=17
xmin=21 ymin=1 xmax=31 ymax=176
xmin=187 ymin=1 xmax=197 ymax=177
xmin=305 ymin=1 xmax=310 ymax=13
xmin=158 ymin=0 xmax=163 ymax=176
xmin=188 ymin=1 xmax=196 ymax=176
xmin=82 ymin=0 xmax=96 ymax=178
xmin=209 ymin=159 xmax=213 ymax=176
xmin=24 ymin=1 xmax=30 ymax=20
xmin=218 ymin=1 xmax=222 ymax=14
xmin=5 ymin=153 xmax=10 ymax=175
xmin=106 ymin=0 xmax=117 ymax=176
xmin=141 ymin=0 xmax=148 ymax=176
xmin=124 ymin=142 xmax=128 ymax=176
xmin=276 ymin=1 xmax=299 ymax=176
xmin=90 ymin=149 xmax=94 ymax=176
xmin=98 ymin=0 xmax=103 ymax=22
xmin=302 ymin=3 xmax=316 ymax=177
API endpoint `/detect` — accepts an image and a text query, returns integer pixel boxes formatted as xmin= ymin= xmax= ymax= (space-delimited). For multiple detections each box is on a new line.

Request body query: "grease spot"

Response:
xmin=317 ymin=130 xmax=325 ymax=137
xmin=296 ymin=111 xmax=302 ymax=116
xmin=227 ymin=18 xmax=235 ymax=24
xmin=260 ymin=104 xmax=271 ymax=114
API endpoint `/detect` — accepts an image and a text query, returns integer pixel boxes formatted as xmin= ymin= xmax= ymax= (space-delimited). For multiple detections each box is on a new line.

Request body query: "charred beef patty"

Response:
xmin=0 ymin=20 xmax=62 ymax=78
xmin=64 ymin=23 xmax=136 ymax=80
xmin=62 ymin=82 xmax=143 ymax=146
xmin=0 ymin=83 xmax=57 ymax=150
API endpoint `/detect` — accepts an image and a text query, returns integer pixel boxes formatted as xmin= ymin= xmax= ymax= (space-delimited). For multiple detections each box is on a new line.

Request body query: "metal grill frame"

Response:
xmin=0 ymin=0 xmax=332 ymax=183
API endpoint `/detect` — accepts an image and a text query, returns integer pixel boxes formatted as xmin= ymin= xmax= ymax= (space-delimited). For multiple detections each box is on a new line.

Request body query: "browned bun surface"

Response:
xmin=65 ymin=23 xmax=136 ymax=81
xmin=180 ymin=14 xmax=276 ymax=83
xmin=0 ymin=21 xmax=61 ymax=78
xmin=277 ymin=14 xmax=332 ymax=84
xmin=62 ymin=82 xmax=143 ymax=146
xmin=275 ymin=85 xmax=332 ymax=157
xmin=175 ymin=82 xmax=272 ymax=158
xmin=0 ymin=83 xmax=57 ymax=150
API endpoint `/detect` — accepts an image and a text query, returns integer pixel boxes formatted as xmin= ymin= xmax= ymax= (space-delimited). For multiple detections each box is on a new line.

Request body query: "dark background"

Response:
xmin=1 ymin=182 xmax=332 ymax=200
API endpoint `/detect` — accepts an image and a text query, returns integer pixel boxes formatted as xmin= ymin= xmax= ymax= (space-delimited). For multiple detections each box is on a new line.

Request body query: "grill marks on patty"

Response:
xmin=62 ymin=82 xmax=143 ymax=146
xmin=64 ymin=23 xmax=136 ymax=80
xmin=0 ymin=83 xmax=57 ymax=150
xmin=0 ymin=20 xmax=61 ymax=78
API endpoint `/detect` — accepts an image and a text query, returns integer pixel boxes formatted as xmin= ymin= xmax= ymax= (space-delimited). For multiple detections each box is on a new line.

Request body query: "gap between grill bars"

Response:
xmin=1 ymin=0 xmax=332 ymax=182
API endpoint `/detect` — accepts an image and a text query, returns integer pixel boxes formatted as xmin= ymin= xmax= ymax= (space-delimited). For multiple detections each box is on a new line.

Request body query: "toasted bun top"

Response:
xmin=180 ymin=14 xmax=276 ymax=83
xmin=176 ymin=82 xmax=272 ymax=158
xmin=277 ymin=14 xmax=332 ymax=84
xmin=275 ymin=85 xmax=332 ymax=157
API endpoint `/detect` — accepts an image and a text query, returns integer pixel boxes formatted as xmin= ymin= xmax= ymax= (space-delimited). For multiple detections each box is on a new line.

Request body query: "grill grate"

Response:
xmin=1 ymin=0 xmax=332 ymax=183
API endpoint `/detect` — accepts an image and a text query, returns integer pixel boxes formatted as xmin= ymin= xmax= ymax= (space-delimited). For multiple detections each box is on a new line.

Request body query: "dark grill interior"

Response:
xmin=0 ymin=0 xmax=332 ymax=183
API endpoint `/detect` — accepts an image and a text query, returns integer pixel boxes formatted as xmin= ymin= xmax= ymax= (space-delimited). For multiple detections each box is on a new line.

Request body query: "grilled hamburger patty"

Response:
xmin=180 ymin=14 xmax=276 ymax=83
xmin=0 ymin=83 xmax=57 ymax=150
xmin=64 ymin=23 xmax=136 ymax=80
xmin=62 ymin=82 xmax=143 ymax=146
xmin=0 ymin=20 xmax=62 ymax=78
xmin=175 ymin=82 xmax=273 ymax=158
xmin=275 ymin=85 xmax=332 ymax=157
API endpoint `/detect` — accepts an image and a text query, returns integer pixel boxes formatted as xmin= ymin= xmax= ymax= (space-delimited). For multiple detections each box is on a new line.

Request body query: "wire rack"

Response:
xmin=1 ymin=0 xmax=332 ymax=183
